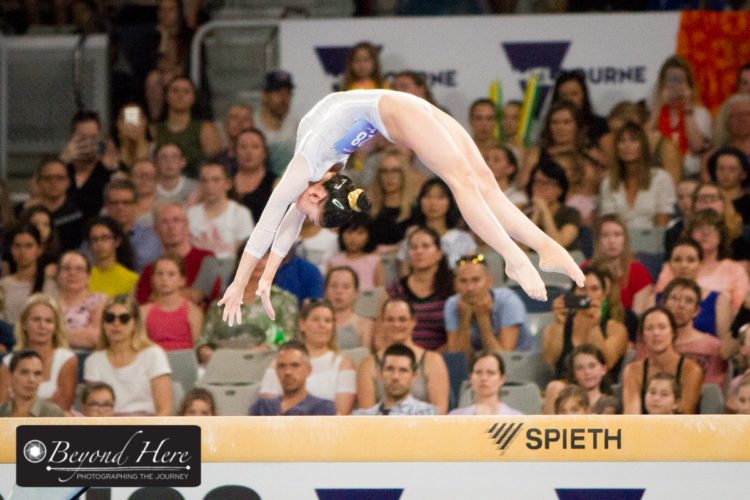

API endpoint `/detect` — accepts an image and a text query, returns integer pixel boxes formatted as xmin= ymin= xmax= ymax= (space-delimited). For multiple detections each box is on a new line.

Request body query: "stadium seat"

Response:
xmin=442 ymin=351 xmax=469 ymax=412
xmin=166 ymin=349 xmax=199 ymax=395
xmin=353 ymin=286 xmax=385 ymax=319
xmin=526 ymin=311 xmax=555 ymax=350
xmin=699 ymin=384 xmax=725 ymax=414
xmin=201 ymin=349 xmax=276 ymax=386
xmin=499 ymin=351 xmax=554 ymax=389
xmin=629 ymin=226 xmax=666 ymax=254
xmin=341 ymin=346 xmax=371 ymax=368
xmin=172 ymin=380 xmax=185 ymax=414
xmin=380 ymin=255 xmax=401 ymax=288
xmin=458 ymin=380 xmax=543 ymax=415
xmin=203 ymin=382 xmax=262 ymax=416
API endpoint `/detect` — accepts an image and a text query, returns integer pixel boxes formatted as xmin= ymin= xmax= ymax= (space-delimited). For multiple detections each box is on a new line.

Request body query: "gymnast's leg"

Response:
xmin=379 ymin=95 xmax=547 ymax=300
xmin=428 ymin=104 xmax=585 ymax=287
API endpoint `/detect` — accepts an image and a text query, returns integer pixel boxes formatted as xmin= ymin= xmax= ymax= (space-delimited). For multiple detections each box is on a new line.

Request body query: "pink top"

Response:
xmin=145 ymin=299 xmax=193 ymax=351
xmin=634 ymin=334 xmax=727 ymax=386
xmin=655 ymin=259 xmax=749 ymax=310
xmin=327 ymin=253 xmax=380 ymax=290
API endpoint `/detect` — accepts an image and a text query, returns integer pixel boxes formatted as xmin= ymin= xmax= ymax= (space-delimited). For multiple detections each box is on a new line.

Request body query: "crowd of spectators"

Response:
xmin=0 ymin=2 xmax=749 ymax=419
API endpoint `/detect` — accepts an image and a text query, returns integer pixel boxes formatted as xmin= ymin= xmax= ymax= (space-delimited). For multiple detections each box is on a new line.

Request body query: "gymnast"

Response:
xmin=219 ymin=89 xmax=585 ymax=325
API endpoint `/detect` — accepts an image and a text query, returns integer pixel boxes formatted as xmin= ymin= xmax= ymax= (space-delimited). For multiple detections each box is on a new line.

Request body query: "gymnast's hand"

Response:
xmin=256 ymin=278 xmax=276 ymax=320
xmin=218 ymin=281 xmax=244 ymax=326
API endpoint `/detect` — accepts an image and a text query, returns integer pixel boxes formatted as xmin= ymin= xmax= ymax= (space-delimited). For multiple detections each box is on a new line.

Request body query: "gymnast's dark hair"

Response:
xmin=320 ymin=174 xmax=371 ymax=228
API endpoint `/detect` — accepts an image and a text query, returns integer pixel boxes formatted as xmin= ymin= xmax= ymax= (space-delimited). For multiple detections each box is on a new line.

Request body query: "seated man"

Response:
xmin=354 ymin=344 xmax=438 ymax=416
xmin=248 ymin=341 xmax=335 ymax=416
xmin=154 ymin=143 xmax=199 ymax=205
xmin=135 ymin=203 xmax=223 ymax=308
xmin=444 ymin=254 xmax=533 ymax=362
xmin=0 ymin=350 xmax=65 ymax=417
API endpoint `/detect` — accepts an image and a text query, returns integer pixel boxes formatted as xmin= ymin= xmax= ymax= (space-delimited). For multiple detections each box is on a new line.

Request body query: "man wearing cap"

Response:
xmin=255 ymin=71 xmax=299 ymax=176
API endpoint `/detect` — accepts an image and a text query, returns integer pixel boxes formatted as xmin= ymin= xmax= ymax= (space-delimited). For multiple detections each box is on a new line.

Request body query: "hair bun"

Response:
xmin=348 ymin=189 xmax=365 ymax=212
xmin=356 ymin=191 xmax=371 ymax=213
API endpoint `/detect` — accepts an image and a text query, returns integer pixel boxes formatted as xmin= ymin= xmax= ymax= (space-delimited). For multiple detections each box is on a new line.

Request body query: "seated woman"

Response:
xmin=550 ymin=70 xmax=609 ymax=146
xmin=542 ymin=266 xmax=628 ymax=381
xmin=649 ymin=239 xmax=732 ymax=345
xmin=690 ymin=182 xmax=749 ymax=263
xmin=87 ymin=216 xmax=139 ymax=297
xmin=622 ymin=307 xmax=702 ymax=414
xmin=521 ymin=100 xmax=590 ymax=188
xmin=235 ymin=128 xmax=278 ymax=223
xmin=84 ymin=294 xmax=173 ymax=416
xmin=357 ymin=298 xmax=449 ymax=414
xmin=655 ymin=209 xmax=749 ymax=312
xmin=388 ymin=227 xmax=454 ymax=350
xmin=705 ymin=146 xmax=750 ymax=224
xmin=599 ymin=121 xmax=676 ymax=229
xmin=55 ymin=251 xmax=106 ymax=352
xmin=0 ymin=294 xmax=77 ymax=412
xmin=324 ymin=266 xmax=374 ymax=351
xmin=484 ymin=144 xmax=527 ymax=207
xmin=449 ymin=350 xmax=522 ymax=415
xmin=544 ymin=343 xmax=613 ymax=415
xmin=587 ymin=214 xmax=653 ymax=314
xmin=259 ymin=300 xmax=356 ymax=415
xmin=365 ymin=149 xmax=416 ymax=255
xmin=398 ymin=177 xmax=477 ymax=271
xmin=524 ymin=158 xmax=581 ymax=251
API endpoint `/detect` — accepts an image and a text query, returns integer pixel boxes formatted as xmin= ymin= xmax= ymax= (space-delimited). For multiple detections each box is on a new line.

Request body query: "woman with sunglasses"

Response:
xmin=84 ymin=295 xmax=172 ymax=416
xmin=220 ymin=89 xmax=586 ymax=326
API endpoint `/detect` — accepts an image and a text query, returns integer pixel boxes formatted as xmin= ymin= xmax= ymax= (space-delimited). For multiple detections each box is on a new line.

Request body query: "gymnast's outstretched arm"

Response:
xmin=219 ymin=153 xmax=310 ymax=325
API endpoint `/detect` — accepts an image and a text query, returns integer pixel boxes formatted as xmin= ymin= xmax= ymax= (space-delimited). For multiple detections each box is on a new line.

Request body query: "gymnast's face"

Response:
xmin=296 ymin=181 xmax=329 ymax=226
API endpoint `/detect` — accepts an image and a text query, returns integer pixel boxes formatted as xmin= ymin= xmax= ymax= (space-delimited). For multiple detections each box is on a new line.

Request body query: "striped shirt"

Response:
xmin=387 ymin=277 xmax=449 ymax=350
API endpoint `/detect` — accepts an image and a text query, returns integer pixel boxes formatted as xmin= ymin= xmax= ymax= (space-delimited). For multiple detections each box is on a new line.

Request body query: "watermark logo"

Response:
xmin=486 ymin=421 xmax=524 ymax=454
xmin=17 ymin=425 xmax=201 ymax=487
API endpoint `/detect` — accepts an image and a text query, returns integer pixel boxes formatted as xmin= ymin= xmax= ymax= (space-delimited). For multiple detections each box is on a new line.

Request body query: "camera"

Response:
xmin=564 ymin=294 xmax=591 ymax=310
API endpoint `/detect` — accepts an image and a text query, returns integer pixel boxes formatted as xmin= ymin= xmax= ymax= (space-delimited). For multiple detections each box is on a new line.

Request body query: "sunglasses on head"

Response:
xmin=104 ymin=312 xmax=132 ymax=324
xmin=456 ymin=253 xmax=485 ymax=266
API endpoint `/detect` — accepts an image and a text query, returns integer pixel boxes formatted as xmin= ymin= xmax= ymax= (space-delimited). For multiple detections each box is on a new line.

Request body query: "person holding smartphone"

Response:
xmin=542 ymin=266 xmax=628 ymax=381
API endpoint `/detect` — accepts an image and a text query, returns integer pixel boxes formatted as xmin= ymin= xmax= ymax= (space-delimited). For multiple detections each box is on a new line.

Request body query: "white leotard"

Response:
xmin=244 ymin=90 xmax=432 ymax=260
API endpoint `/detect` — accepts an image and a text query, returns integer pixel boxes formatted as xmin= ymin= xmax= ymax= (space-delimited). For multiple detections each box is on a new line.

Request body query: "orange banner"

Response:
xmin=676 ymin=10 xmax=750 ymax=114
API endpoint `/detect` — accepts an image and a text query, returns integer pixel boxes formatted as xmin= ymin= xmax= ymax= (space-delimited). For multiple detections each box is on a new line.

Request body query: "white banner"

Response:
xmin=279 ymin=13 xmax=681 ymax=129
xmin=2 ymin=461 xmax=748 ymax=499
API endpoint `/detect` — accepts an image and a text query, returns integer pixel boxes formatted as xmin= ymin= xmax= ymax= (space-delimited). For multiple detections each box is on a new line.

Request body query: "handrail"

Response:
xmin=190 ymin=19 xmax=280 ymax=88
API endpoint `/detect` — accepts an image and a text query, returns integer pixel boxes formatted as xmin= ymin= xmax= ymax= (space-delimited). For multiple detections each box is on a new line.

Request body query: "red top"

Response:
xmin=582 ymin=259 xmax=652 ymax=310
xmin=145 ymin=298 xmax=193 ymax=351
xmin=135 ymin=247 xmax=222 ymax=306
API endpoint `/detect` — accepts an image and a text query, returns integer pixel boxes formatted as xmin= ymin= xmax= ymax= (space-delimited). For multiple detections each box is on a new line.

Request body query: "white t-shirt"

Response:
xmin=156 ymin=176 xmax=199 ymax=205
xmin=599 ymin=167 xmax=676 ymax=229
xmin=296 ymin=228 xmax=340 ymax=275
xmin=3 ymin=348 xmax=75 ymax=400
xmin=260 ymin=350 xmax=356 ymax=401
xmin=83 ymin=345 xmax=172 ymax=415
xmin=187 ymin=200 xmax=254 ymax=259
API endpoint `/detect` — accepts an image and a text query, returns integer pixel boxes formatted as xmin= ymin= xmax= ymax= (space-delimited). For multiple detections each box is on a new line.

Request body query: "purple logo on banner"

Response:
xmin=556 ymin=489 xmax=646 ymax=500
xmin=501 ymin=41 xmax=571 ymax=113
xmin=316 ymin=489 xmax=403 ymax=500
xmin=334 ymin=118 xmax=379 ymax=154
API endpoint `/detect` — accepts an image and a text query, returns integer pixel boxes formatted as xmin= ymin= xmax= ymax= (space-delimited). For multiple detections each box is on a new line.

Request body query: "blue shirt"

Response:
xmin=129 ymin=223 xmax=163 ymax=272
xmin=443 ymin=288 xmax=534 ymax=352
xmin=248 ymin=394 xmax=336 ymax=416
xmin=274 ymin=253 xmax=324 ymax=306
xmin=354 ymin=395 xmax=438 ymax=416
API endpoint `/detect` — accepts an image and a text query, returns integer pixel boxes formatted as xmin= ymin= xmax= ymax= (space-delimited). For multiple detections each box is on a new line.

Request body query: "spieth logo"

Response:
xmin=486 ymin=421 xmax=524 ymax=454
xmin=501 ymin=41 xmax=571 ymax=110
xmin=23 ymin=440 xmax=47 ymax=463
xmin=17 ymin=425 xmax=200 ymax=487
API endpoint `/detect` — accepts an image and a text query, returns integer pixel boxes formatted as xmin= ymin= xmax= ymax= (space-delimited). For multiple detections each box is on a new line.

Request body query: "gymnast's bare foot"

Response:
xmin=505 ymin=254 xmax=547 ymax=301
xmin=537 ymin=240 xmax=585 ymax=287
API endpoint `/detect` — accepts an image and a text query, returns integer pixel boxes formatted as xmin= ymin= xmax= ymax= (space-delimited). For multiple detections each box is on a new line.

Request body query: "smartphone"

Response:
xmin=123 ymin=106 xmax=141 ymax=126
xmin=564 ymin=294 xmax=591 ymax=310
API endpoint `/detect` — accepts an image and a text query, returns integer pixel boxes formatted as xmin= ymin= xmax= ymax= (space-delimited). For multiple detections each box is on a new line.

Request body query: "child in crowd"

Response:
xmin=177 ymin=388 xmax=217 ymax=416
xmin=726 ymin=324 xmax=750 ymax=413
xmin=196 ymin=342 xmax=216 ymax=379
xmin=544 ymin=344 xmax=611 ymax=414
xmin=340 ymin=42 xmax=388 ymax=91
xmin=141 ymin=257 xmax=203 ymax=351
xmin=736 ymin=372 xmax=750 ymax=415
xmin=643 ymin=372 xmax=680 ymax=415
xmin=554 ymin=384 xmax=590 ymax=415
xmin=327 ymin=214 xmax=383 ymax=291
